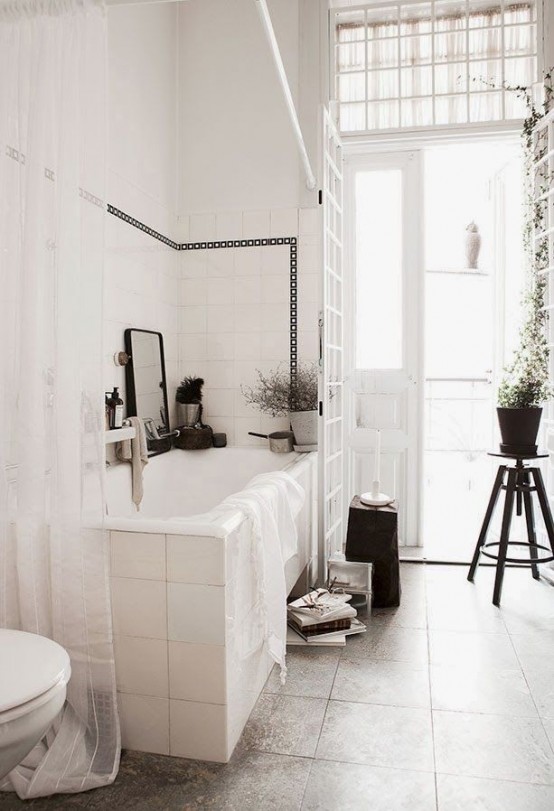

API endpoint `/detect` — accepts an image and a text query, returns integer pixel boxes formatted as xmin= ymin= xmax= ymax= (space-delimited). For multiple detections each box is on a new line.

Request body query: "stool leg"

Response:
xmin=468 ymin=465 xmax=506 ymax=582
xmin=530 ymin=467 xmax=554 ymax=555
xmin=522 ymin=470 xmax=540 ymax=580
xmin=493 ymin=467 xmax=517 ymax=607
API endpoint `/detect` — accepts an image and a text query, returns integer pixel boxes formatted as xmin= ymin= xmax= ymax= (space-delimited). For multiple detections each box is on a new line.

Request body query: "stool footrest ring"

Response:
xmin=480 ymin=540 xmax=554 ymax=565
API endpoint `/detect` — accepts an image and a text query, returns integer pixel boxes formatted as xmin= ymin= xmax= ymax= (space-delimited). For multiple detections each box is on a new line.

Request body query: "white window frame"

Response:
xmin=331 ymin=0 xmax=543 ymax=140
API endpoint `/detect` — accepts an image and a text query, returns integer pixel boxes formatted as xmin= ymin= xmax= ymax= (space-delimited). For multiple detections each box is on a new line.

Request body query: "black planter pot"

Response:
xmin=497 ymin=407 xmax=542 ymax=455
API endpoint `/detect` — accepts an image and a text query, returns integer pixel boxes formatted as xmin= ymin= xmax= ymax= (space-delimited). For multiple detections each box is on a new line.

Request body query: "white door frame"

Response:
xmin=343 ymin=148 xmax=424 ymax=546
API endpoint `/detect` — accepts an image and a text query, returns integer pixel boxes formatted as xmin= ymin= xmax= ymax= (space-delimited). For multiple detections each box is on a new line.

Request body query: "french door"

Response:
xmin=320 ymin=108 xmax=345 ymax=570
xmin=344 ymin=151 xmax=423 ymax=546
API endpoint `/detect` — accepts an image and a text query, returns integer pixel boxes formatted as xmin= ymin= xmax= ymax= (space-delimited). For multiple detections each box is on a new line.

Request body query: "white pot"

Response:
xmin=290 ymin=410 xmax=318 ymax=446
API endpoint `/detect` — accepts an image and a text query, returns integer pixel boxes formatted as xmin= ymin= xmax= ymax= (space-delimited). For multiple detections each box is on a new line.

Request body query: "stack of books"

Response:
xmin=287 ymin=588 xmax=367 ymax=647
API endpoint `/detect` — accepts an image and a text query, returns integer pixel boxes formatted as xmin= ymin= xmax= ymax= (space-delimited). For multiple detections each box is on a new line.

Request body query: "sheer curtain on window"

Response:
xmin=0 ymin=0 xmax=120 ymax=799
xmin=335 ymin=2 xmax=537 ymax=133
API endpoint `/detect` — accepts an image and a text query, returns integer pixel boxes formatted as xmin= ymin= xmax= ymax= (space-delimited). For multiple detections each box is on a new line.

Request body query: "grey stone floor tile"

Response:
xmin=237 ymin=694 xmax=328 ymax=758
xmin=433 ymin=710 xmax=554 ymax=784
xmin=301 ymin=760 xmax=436 ymax=810
xmin=0 ymin=793 xmax=90 ymax=810
xmin=430 ymin=664 xmax=538 ymax=717
xmin=523 ymin=669 xmax=554 ymax=718
xmin=510 ymin=632 xmax=554 ymax=675
xmin=543 ymin=718 xmax=554 ymax=750
xmin=169 ymin=751 xmax=311 ymax=811
xmin=429 ymin=630 xmax=520 ymax=671
xmin=436 ymin=773 xmax=554 ymax=811
xmin=344 ymin=626 xmax=429 ymax=665
xmin=264 ymin=647 xmax=341 ymax=699
xmin=315 ymin=700 xmax=434 ymax=772
xmin=331 ymin=658 xmax=430 ymax=708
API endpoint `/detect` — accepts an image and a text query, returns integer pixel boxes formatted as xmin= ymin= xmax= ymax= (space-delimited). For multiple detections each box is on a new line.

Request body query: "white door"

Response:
xmin=320 ymin=108 xmax=345 ymax=569
xmin=344 ymin=151 xmax=423 ymax=546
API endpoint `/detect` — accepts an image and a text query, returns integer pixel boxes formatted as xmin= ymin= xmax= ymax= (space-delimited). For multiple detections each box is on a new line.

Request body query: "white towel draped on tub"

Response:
xmin=222 ymin=471 xmax=305 ymax=682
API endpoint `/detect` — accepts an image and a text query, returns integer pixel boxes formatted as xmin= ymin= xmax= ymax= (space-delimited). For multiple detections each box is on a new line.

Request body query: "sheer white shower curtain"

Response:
xmin=0 ymin=0 xmax=120 ymax=799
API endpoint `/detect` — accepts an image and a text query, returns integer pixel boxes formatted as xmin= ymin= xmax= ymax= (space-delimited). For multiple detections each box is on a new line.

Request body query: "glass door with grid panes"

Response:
xmin=332 ymin=1 xmax=538 ymax=136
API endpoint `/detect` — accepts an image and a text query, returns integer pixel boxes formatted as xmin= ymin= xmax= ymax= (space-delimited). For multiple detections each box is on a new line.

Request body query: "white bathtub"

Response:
xmin=105 ymin=447 xmax=318 ymax=762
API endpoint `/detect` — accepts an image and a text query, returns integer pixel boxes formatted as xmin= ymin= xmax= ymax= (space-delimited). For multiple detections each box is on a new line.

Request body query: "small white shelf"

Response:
xmin=105 ymin=427 xmax=136 ymax=445
xmin=426 ymin=268 xmax=490 ymax=276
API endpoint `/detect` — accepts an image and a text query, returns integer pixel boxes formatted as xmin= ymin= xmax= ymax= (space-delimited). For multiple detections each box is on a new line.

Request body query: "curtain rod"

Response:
xmin=254 ymin=0 xmax=317 ymax=191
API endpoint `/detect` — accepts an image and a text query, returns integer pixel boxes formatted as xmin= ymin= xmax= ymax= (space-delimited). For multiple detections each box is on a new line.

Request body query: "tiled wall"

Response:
xmin=176 ymin=207 xmax=320 ymax=445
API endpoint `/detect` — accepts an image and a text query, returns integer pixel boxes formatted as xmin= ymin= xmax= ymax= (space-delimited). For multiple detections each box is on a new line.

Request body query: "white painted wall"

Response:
xmin=177 ymin=0 xmax=304 ymax=215
xmin=104 ymin=2 xmax=180 ymax=425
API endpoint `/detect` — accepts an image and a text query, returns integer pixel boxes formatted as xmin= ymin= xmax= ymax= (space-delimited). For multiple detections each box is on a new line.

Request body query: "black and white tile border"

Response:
xmin=107 ymin=203 xmax=298 ymax=380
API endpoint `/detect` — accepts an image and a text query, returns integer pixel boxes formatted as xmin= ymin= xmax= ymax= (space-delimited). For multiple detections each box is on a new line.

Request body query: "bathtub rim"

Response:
xmin=105 ymin=449 xmax=317 ymax=538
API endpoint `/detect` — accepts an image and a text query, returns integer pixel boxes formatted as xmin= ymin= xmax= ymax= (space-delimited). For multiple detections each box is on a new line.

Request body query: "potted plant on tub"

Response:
xmin=176 ymin=376 xmax=204 ymax=428
xmin=242 ymin=363 xmax=319 ymax=448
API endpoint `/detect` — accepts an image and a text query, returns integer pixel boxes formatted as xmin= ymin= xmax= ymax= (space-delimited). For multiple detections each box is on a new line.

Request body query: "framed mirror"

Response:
xmin=124 ymin=329 xmax=171 ymax=456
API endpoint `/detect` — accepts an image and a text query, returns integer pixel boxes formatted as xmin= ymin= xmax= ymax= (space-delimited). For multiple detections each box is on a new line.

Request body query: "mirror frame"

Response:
xmin=124 ymin=328 xmax=172 ymax=457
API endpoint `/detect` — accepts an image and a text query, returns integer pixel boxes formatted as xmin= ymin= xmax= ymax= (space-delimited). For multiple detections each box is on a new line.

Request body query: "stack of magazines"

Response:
xmin=287 ymin=588 xmax=367 ymax=647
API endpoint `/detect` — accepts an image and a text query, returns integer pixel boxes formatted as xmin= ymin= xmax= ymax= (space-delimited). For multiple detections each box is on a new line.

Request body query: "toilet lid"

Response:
xmin=0 ymin=630 xmax=71 ymax=713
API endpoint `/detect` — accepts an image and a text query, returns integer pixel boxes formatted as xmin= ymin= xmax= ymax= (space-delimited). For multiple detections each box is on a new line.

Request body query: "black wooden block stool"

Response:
xmin=468 ymin=452 xmax=554 ymax=606
xmin=345 ymin=496 xmax=401 ymax=608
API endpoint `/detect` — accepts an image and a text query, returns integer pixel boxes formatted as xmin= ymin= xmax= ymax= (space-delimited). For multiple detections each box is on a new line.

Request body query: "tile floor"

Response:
xmin=3 ymin=563 xmax=554 ymax=810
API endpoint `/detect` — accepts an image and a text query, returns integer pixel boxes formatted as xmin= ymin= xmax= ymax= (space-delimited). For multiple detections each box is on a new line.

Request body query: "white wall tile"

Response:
xmin=204 ymin=360 xmax=236 ymax=389
xmin=181 ymin=278 xmax=207 ymax=305
xmin=261 ymin=244 xmax=289 ymax=275
xmin=207 ymin=305 xmax=235 ymax=333
xmin=234 ymin=276 xmax=262 ymax=305
xmin=114 ymin=636 xmax=169 ymax=698
xmin=167 ymin=583 xmax=225 ymax=644
xmin=206 ymin=248 xmax=234 ymax=278
xmin=234 ymin=332 xmax=262 ymax=361
xmin=111 ymin=577 xmax=167 ymax=639
xmin=242 ymin=210 xmax=270 ymax=239
xmin=299 ymin=207 xmax=319 ymax=236
xmin=166 ymin=535 xmax=225 ymax=585
xmin=111 ymin=531 xmax=166 ymax=581
xmin=189 ymin=213 xmax=216 ymax=241
xmin=235 ymin=416 xmax=263 ymax=446
xmin=298 ymin=271 xmax=319 ymax=304
xmin=205 ymin=388 xmax=235 ymax=417
xmin=233 ymin=305 xmax=262 ymax=333
xmin=180 ymin=305 xmax=207 ymax=334
xmin=270 ymin=207 xmax=298 ymax=237
xmin=261 ymin=303 xmax=289 ymax=332
xmin=169 ymin=699 xmax=227 ymax=761
xmin=169 ymin=641 xmax=226 ymax=703
xmin=181 ymin=250 xmax=208 ymax=279
xmin=206 ymin=334 xmax=235 ymax=362
xmin=118 ymin=693 xmax=169 ymax=755
xmin=207 ymin=277 xmax=234 ymax=306
xmin=179 ymin=334 xmax=208 ymax=363
xmin=216 ymin=211 xmax=243 ymax=240
xmin=262 ymin=274 xmax=289 ymax=304
xmin=260 ymin=331 xmax=289 ymax=361
xmin=234 ymin=246 xmax=261 ymax=276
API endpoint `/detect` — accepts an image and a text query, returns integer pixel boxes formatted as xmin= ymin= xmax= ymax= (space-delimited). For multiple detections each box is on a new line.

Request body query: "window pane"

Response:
xmin=356 ymin=170 xmax=403 ymax=369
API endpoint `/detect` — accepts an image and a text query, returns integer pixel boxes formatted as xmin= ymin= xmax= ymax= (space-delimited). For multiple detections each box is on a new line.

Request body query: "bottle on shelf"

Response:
xmin=107 ymin=387 xmax=124 ymax=429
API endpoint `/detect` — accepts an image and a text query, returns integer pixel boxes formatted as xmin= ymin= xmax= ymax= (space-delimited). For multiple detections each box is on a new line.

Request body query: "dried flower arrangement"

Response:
xmin=241 ymin=363 xmax=318 ymax=416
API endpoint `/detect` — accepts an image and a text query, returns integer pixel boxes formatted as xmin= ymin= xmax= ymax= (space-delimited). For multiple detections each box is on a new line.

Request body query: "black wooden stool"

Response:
xmin=468 ymin=452 xmax=554 ymax=606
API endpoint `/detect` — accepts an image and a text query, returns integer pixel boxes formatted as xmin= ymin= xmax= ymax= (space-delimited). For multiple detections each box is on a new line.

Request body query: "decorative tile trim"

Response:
xmin=107 ymin=204 xmax=298 ymax=376
xmin=107 ymin=204 xmax=180 ymax=250
xmin=6 ymin=145 xmax=25 ymax=164
xmin=80 ymin=187 xmax=104 ymax=208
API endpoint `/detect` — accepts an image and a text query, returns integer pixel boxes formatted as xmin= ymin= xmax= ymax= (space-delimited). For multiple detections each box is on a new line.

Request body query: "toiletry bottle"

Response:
xmin=109 ymin=387 xmax=124 ymax=429
xmin=105 ymin=393 xmax=112 ymax=430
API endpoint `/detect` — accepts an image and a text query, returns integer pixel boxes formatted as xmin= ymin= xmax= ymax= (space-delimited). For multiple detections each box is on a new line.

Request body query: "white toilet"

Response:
xmin=0 ymin=629 xmax=71 ymax=781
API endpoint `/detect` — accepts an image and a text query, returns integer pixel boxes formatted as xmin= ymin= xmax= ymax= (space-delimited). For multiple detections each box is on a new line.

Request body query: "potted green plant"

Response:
xmin=176 ymin=376 xmax=204 ymax=427
xmin=242 ymin=363 xmax=319 ymax=447
xmin=494 ymin=71 xmax=554 ymax=454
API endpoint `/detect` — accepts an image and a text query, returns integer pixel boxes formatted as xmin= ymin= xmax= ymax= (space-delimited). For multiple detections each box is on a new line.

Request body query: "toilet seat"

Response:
xmin=0 ymin=630 xmax=71 ymax=715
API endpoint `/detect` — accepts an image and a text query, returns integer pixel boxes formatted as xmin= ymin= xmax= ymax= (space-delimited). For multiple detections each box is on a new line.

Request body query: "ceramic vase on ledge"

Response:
xmin=290 ymin=410 xmax=318 ymax=447
xmin=465 ymin=221 xmax=482 ymax=269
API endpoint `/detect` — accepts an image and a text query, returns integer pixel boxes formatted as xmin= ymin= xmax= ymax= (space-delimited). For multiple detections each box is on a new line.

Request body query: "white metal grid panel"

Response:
xmin=322 ymin=108 xmax=345 ymax=561
xmin=332 ymin=0 xmax=538 ymax=135
xmin=534 ymin=110 xmax=554 ymax=542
